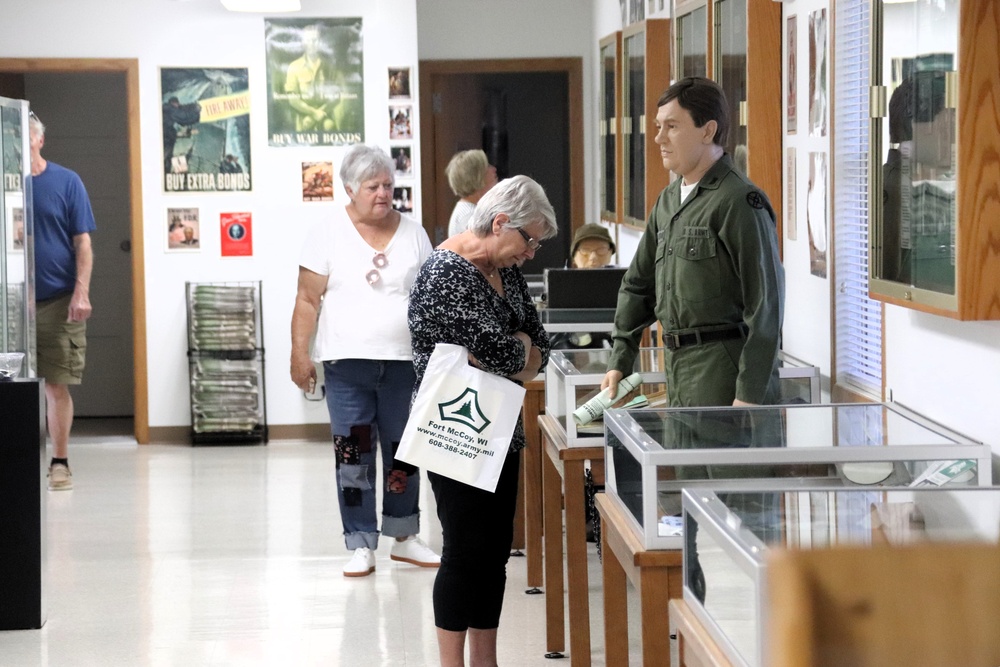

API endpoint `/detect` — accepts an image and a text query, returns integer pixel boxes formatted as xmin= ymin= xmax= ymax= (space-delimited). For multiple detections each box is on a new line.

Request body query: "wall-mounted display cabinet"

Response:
xmin=868 ymin=0 xmax=1000 ymax=319
xmin=599 ymin=31 xmax=622 ymax=224
xmin=670 ymin=0 xmax=782 ymax=229
xmin=621 ymin=18 xmax=671 ymax=228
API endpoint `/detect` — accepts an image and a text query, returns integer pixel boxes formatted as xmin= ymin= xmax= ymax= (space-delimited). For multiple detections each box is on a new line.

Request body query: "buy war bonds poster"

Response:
xmin=161 ymin=67 xmax=252 ymax=193
xmin=264 ymin=18 xmax=364 ymax=147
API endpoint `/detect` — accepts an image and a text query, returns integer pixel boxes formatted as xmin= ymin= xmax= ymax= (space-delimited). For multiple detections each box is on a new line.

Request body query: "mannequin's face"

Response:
xmin=573 ymin=239 xmax=613 ymax=268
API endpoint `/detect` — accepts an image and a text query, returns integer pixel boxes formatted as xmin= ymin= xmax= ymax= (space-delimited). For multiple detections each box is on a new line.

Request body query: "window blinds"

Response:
xmin=833 ymin=0 xmax=883 ymax=398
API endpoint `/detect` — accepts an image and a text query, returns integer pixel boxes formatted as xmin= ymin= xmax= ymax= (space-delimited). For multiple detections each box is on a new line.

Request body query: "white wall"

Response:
xmin=0 ymin=0 xmax=420 ymax=429
xmin=780 ymin=0 xmax=832 ymax=380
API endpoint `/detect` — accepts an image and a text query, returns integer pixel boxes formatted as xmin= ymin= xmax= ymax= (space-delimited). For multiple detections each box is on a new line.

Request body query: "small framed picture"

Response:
xmin=302 ymin=161 xmax=334 ymax=201
xmin=5 ymin=206 xmax=24 ymax=254
xmin=166 ymin=207 xmax=200 ymax=252
xmin=391 ymin=146 xmax=412 ymax=177
xmin=389 ymin=105 xmax=412 ymax=139
xmin=388 ymin=67 xmax=411 ymax=99
xmin=392 ymin=186 xmax=413 ymax=213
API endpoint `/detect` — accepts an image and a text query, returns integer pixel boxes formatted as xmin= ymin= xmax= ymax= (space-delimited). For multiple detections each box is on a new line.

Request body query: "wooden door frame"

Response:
xmin=418 ymin=58 xmax=585 ymax=243
xmin=0 ymin=58 xmax=149 ymax=444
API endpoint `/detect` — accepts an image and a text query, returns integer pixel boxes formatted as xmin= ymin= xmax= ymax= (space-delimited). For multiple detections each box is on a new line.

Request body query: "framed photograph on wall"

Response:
xmin=808 ymin=8 xmax=828 ymax=138
xmin=807 ymin=151 xmax=828 ymax=278
xmin=5 ymin=205 xmax=24 ymax=254
xmin=161 ymin=67 xmax=252 ymax=193
xmin=389 ymin=105 xmax=412 ymax=140
xmin=392 ymin=186 xmax=413 ymax=213
xmin=787 ymin=15 xmax=798 ymax=135
xmin=166 ymin=207 xmax=200 ymax=252
xmin=264 ymin=18 xmax=365 ymax=147
xmin=388 ymin=67 xmax=411 ymax=99
xmin=391 ymin=145 xmax=412 ymax=177
xmin=301 ymin=161 xmax=334 ymax=201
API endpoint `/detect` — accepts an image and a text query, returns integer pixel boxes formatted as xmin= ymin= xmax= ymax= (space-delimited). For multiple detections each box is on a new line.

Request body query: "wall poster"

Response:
xmin=787 ymin=15 xmax=798 ymax=135
xmin=807 ymin=151 xmax=827 ymax=278
xmin=808 ymin=8 xmax=828 ymax=138
xmin=160 ymin=68 xmax=252 ymax=193
xmin=302 ymin=161 xmax=334 ymax=202
xmin=220 ymin=212 xmax=253 ymax=257
xmin=166 ymin=207 xmax=201 ymax=252
xmin=265 ymin=18 xmax=364 ymax=147
xmin=388 ymin=67 xmax=411 ymax=99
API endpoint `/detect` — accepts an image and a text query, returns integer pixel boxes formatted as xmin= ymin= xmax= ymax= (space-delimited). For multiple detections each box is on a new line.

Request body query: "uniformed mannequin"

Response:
xmin=602 ymin=77 xmax=784 ymax=408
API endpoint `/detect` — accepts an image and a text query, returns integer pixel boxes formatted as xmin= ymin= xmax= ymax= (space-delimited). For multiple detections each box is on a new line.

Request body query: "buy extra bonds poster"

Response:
xmin=220 ymin=212 xmax=253 ymax=257
xmin=161 ymin=67 xmax=252 ymax=193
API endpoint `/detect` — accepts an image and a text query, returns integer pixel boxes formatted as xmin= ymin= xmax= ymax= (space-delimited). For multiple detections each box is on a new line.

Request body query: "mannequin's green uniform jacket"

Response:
xmin=608 ymin=154 xmax=785 ymax=407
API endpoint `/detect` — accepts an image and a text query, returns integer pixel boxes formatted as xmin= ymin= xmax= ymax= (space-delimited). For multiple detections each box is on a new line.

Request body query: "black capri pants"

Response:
xmin=428 ymin=448 xmax=520 ymax=631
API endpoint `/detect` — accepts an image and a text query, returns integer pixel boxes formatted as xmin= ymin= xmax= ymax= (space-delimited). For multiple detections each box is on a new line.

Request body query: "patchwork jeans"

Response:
xmin=324 ymin=359 xmax=421 ymax=550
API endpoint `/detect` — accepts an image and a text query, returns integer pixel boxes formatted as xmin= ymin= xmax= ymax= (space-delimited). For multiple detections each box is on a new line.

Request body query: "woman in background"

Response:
xmin=409 ymin=175 xmax=557 ymax=666
xmin=445 ymin=149 xmax=498 ymax=237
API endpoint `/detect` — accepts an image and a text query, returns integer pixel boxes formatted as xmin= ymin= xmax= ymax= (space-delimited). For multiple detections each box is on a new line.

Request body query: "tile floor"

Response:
xmin=0 ymin=419 xmax=645 ymax=666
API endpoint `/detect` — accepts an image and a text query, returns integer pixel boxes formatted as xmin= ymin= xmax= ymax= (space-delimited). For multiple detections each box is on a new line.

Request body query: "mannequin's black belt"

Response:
xmin=663 ymin=323 xmax=747 ymax=350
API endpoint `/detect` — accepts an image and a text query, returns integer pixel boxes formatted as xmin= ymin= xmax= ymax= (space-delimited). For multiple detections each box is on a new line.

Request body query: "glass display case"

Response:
xmin=621 ymin=18 xmax=671 ymax=228
xmin=599 ymin=31 xmax=622 ymax=224
xmin=675 ymin=0 xmax=709 ymax=79
xmin=604 ymin=401 xmax=991 ymax=549
xmin=0 ymin=96 xmax=34 ymax=376
xmin=680 ymin=486 xmax=1000 ymax=667
xmin=545 ymin=346 xmax=669 ymax=447
xmin=546 ymin=349 xmax=820 ymax=448
xmin=868 ymin=0 xmax=1000 ymax=319
xmin=537 ymin=307 xmax=616 ymax=333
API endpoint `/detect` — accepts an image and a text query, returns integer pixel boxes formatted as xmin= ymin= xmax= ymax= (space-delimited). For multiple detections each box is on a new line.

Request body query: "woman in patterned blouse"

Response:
xmin=408 ymin=175 xmax=557 ymax=666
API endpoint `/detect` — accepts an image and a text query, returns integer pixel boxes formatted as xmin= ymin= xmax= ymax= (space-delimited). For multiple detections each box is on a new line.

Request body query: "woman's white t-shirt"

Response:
xmin=300 ymin=207 xmax=433 ymax=362
xmin=447 ymin=200 xmax=476 ymax=237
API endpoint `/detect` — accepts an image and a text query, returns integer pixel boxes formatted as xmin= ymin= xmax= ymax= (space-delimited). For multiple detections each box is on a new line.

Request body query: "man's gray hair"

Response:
xmin=339 ymin=144 xmax=395 ymax=193
xmin=468 ymin=175 xmax=557 ymax=239
xmin=29 ymin=113 xmax=45 ymax=137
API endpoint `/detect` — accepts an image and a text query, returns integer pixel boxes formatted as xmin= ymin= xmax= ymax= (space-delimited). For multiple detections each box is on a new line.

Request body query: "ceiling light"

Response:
xmin=220 ymin=0 xmax=301 ymax=12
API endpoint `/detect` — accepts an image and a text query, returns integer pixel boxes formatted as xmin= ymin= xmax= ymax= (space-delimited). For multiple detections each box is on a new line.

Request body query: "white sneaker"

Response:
xmin=343 ymin=547 xmax=376 ymax=577
xmin=48 ymin=463 xmax=73 ymax=491
xmin=390 ymin=536 xmax=440 ymax=568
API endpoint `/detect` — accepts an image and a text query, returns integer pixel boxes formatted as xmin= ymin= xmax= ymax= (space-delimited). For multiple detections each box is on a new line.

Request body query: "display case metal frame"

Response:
xmin=681 ymin=486 xmax=1000 ymax=667
xmin=0 ymin=95 xmax=34 ymax=373
xmin=604 ymin=401 xmax=991 ymax=550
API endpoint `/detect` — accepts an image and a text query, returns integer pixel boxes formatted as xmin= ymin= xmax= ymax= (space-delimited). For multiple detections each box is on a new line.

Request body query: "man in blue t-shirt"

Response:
xmin=29 ymin=112 xmax=97 ymax=491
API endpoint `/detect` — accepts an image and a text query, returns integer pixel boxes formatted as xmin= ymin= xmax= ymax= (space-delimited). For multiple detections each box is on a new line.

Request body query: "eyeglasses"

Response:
xmin=366 ymin=252 xmax=389 ymax=286
xmin=515 ymin=227 xmax=542 ymax=252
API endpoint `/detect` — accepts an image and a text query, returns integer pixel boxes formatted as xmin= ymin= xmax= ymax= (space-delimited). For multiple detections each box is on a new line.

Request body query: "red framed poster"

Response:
xmin=220 ymin=211 xmax=253 ymax=257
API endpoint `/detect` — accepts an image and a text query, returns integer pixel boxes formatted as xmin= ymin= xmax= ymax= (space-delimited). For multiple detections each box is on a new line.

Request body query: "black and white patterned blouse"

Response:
xmin=408 ymin=249 xmax=550 ymax=452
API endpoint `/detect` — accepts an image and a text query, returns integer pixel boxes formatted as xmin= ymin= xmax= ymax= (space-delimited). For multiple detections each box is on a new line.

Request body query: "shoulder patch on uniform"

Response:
xmin=746 ymin=191 xmax=765 ymax=209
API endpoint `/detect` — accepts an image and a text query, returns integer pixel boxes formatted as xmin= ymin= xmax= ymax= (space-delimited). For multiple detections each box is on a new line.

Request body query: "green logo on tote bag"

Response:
xmin=438 ymin=388 xmax=492 ymax=433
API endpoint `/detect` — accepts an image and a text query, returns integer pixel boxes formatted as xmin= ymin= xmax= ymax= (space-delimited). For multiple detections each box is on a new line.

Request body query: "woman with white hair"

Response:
xmin=290 ymin=143 xmax=439 ymax=577
xmin=408 ymin=175 xmax=557 ymax=666
xmin=444 ymin=149 xmax=498 ymax=237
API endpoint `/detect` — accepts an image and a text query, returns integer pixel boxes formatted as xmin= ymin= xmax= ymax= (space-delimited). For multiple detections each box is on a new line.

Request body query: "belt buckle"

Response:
xmin=666 ymin=333 xmax=682 ymax=350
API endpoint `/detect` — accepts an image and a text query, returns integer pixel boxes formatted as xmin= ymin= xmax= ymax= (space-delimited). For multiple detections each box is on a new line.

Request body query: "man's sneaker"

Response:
xmin=390 ymin=536 xmax=440 ymax=568
xmin=343 ymin=547 xmax=376 ymax=577
xmin=48 ymin=463 xmax=73 ymax=491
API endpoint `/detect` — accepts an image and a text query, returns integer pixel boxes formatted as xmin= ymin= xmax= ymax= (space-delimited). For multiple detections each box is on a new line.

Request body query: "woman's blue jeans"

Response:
xmin=323 ymin=359 xmax=421 ymax=550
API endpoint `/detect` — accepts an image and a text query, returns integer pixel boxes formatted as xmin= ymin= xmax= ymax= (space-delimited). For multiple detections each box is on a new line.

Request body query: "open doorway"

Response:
xmin=0 ymin=59 xmax=149 ymax=443
xmin=418 ymin=58 xmax=584 ymax=271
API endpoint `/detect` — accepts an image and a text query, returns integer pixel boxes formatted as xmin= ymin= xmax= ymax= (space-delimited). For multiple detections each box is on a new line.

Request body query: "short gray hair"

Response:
xmin=445 ymin=149 xmax=488 ymax=197
xmin=468 ymin=175 xmax=558 ymax=239
xmin=29 ymin=113 xmax=45 ymax=137
xmin=339 ymin=144 xmax=394 ymax=193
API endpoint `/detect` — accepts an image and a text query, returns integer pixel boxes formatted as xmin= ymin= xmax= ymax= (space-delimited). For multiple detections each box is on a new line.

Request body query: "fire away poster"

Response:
xmin=264 ymin=18 xmax=364 ymax=147
xmin=161 ymin=67 xmax=252 ymax=193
